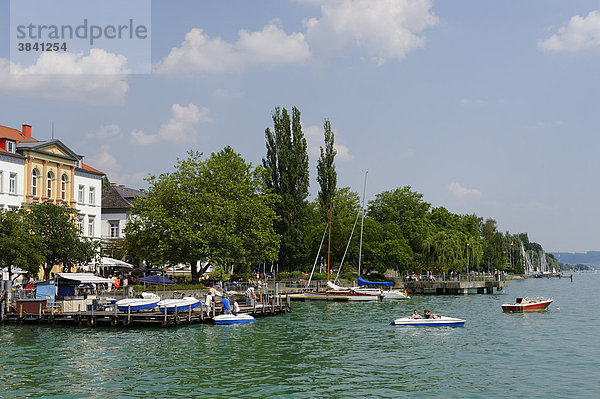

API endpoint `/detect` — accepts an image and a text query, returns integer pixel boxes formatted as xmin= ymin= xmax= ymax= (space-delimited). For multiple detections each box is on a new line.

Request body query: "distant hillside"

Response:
xmin=552 ymin=251 xmax=600 ymax=266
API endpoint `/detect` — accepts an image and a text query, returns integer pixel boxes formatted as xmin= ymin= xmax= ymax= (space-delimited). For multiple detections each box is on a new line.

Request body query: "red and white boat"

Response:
xmin=502 ymin=297 xmax=553 ymax=312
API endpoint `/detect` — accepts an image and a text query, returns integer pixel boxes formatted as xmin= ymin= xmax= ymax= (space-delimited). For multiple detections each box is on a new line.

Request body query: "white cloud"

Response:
xmin=154 ymin=22 xmax=310 ymax=75
xmin=539 ymin=10 xmax=600 ymax=52
xmin=447 ymin=182 xmax=482 ymax=199
xmin=303 ymin=0 xmax=439 ymax=64
xmin=0 ymin=49 xmax=130 ymax=105
xmin=460 ymin=98 xmax=486 ymax=106
xmin=88 ymin=145 xmax=149 ymax=188
xmin=130 ymin=104 xmax=212 ymax=145
xmin=86 ymin=124 xmax=123 ymax=140
xmin=304 ymin=124 xmax=353 ymax=161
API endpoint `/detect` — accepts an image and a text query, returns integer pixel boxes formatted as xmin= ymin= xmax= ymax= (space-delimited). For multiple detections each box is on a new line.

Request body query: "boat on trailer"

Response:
xmin=390 ymin=316 xmax=466 ymax=327
xmin=501 ymin=297 xmax=553 ymax=312
xmin=116 ymin=298 xmax=160 ymax=311
xmin=157 ymin=297 xmax=202 ymax=312
xmin=214 ymin=314 xmax=256 ymax=325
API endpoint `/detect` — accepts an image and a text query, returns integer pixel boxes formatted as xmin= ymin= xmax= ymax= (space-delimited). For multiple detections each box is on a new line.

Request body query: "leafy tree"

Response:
xmin=481 ymin=219 xmax=504 ymax=270
xmin=28 ymin=203 xmax=98 ymax=279
xmin=126 ymin=147 xmax=280 ymax=281
xmin=368 ymin=186 xmax=432 ymax=256
xmin=0 ymin=209 xmax=44 ymax=280
xmin=263 ymin=106 xmax=310 ymax=270
xmin=316 ymin=119 xmax=337 ymax=218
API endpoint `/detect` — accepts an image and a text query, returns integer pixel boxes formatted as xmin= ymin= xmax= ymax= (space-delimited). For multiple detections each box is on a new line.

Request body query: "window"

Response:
xmin=89 ymin=187 xmax=95 ymax=205
xmin=77 ymin=216 xmax=84 ymax=234
xmin=88 ymin=216 xmax=95 ymax=237
xmin=9 ymin=173 xmax=16 ymax=194
xmin=6 ymin=141 xmax=14 ymax=153
xmin=109 ymin=221 xmax=120 ymax=238
xmin=60 ymin=174 xmax=68 ymax=200
xmin=78 ymin=185 xmax=84 ymax=203
xmin=31 ymin=169 xmax=39 ymax=197
xmin=46 ymin=171 xmax=54 ymax=198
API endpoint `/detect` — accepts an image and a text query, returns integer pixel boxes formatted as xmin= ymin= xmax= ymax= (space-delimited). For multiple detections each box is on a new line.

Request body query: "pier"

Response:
xmin=405 ymin=275 xmax=508 ymax=295
xmin=0 ymin=294 xmax=291 ymax=328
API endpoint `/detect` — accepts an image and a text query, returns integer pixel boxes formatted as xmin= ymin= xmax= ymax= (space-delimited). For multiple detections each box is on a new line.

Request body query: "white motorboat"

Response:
xmin=157 ymin=297 xmax=202 ymax=312
xmin=390 ymin=316 xmax=466 ymax=327
xmin=381 ymin=289 xmax=410 ymax=300
xmin=214 ymin=314 xmax=256 ymax=325
xmin=116 ymin=298 xmax=159 ymax=311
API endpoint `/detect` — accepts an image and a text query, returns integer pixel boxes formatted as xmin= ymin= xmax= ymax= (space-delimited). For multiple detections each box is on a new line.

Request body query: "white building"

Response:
xmin=0 ymin=123 xmax=104 ymax=239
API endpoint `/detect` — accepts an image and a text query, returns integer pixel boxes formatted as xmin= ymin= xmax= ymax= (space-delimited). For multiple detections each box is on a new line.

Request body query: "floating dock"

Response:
xmin=1 ymin=295 xmax=291 ymax=327
xmin=405 ymin=277 xmax=507 ymax=295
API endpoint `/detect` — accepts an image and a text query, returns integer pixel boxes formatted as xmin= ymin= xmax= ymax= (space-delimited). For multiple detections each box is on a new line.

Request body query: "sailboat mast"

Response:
xmin=327 ymin=199 xmax=333 ymax=282
xmin=358 ymin=171 xmax=368 ymax=278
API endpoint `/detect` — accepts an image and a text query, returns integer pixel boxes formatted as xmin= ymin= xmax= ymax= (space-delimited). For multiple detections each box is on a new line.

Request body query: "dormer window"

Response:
xmin=6 ymin=141 xmax=15 ymax=153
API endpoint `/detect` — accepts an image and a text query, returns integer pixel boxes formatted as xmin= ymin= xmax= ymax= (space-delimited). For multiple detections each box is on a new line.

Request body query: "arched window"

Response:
xmin=32 ymin=168 xmax=39 ymax=197
xmin=61 ymin=174 xmax=68 ymax=200
xmin=46 ymin=171 xmax=54 ymax=198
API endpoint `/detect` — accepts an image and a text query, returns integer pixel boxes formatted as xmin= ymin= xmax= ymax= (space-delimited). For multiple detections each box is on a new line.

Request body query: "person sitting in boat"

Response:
xmin=423 ymin=309 xmax=439 ymax=319
xmin=411 ymin=309 xmax=422 ymax=319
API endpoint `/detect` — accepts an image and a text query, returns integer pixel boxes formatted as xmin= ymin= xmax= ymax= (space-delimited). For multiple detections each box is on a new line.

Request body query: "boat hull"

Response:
xmin=116 ymin=298 xmax=159 ymax=311
xmin=157 ymin=297 xmax=202 ymax=312
xmin=502 ymin=299 xmax=553 ymax=312
xmin=214 ymin=314 xmax=256 ymax=325
xmin=390 ymin=316 xmax=466 ymax=327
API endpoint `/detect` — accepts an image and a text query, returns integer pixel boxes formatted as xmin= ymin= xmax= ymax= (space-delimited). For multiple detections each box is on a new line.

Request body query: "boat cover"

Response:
xmin=55 ymin=273 xmax=114 ymax=284
xmin=357 ymin=276 xmax=393 ymax=287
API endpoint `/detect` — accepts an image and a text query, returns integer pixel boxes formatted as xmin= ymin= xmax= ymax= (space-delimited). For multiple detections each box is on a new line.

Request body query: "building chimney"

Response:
xmin=22 ymin=124 xmax=32 ymax=138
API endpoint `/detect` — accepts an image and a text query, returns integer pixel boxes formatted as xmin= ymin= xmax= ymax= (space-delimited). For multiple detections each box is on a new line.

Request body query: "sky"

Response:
xmin=1 ymin=0 xmax=600 ymax=252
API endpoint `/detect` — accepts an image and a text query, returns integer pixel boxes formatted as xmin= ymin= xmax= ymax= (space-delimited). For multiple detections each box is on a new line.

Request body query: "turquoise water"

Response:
xmin=1 ymin=274 xmax=598 ymax=398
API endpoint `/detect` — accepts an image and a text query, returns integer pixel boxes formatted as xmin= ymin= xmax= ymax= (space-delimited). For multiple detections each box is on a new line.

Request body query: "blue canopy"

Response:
xmin=139 ymin=275 xmax=175 ymax=285
xmin=357 ymin=276 xmax=393 ymax=287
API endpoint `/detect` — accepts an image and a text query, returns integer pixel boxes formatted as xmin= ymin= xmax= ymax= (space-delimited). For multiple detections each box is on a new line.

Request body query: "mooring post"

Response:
xmin=253 ymin=300 xmax=256 ymax=315
xmin=188 ymin=304 xmax=191 ymax=322
xmin=212 ymin=303 xmax=216 ymax=318
xmin=163 ymin=305 xmax=168 ymax=325
xmin=128 ymin=305 xmax=131 ymax=324
xmin=39 ymin=303 xmax=42 ymax=319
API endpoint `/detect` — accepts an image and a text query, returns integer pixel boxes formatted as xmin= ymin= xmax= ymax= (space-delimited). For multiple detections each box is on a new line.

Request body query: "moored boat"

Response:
xmin=116 ymin=298 xmax=160 ymax=311
xmin=214 ymin=314 xmax=256 ymax=325
xmin=381 ymin=289 xmax=410 ymax=300
xmin=501 ymin=297 xmax=553 ymax=312
xmin=157 ymin=297 xmax=202 ymax=312
xmin=390 ymin=316 xmax=466 ymax=327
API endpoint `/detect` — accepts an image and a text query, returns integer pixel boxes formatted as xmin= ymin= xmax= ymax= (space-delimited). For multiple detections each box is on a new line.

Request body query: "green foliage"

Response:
xmin=263 ymin=106 xmax=310 ymax=270
xmin=316 ymin=119 xmax=337 ymax=219
xmin=126 ymin=147 xmax=280 ymax=281
xmin=0 ymin=209 xmax=44 ymax=278
xmin=27 ymin=203 xmax=98 ymax=279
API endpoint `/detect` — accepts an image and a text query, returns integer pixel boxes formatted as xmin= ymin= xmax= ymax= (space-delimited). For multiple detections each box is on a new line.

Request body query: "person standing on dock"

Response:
xmin=205 ymin=293 xmax=213 ymax=316
xmin=221 ymin=295 xmax=231 ymax=315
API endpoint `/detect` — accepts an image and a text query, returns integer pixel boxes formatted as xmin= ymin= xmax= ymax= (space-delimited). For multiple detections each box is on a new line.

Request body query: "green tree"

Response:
xmin=0 ymin=209 xmax=44 ymax=280
xmin=28 ymin=203 xmax=98 ymax=279
xmin=263 ymin=106 xmax=310 ymax=270
xmin=316 ymin=119 xmax=337 ymax=218
xmin=481 ymin=219 xmax=504 ymax=271
xmin=126 ymin=147 xmax=280 ymax=281
xmin=368 ymin=186 xmax=432 ymax=257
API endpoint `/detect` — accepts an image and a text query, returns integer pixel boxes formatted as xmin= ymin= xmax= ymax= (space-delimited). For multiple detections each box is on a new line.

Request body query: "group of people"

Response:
xmin=205 ymin=285 xmax=240 ymax=316
xmin=411 ymin=309 xmax=440 ymax=319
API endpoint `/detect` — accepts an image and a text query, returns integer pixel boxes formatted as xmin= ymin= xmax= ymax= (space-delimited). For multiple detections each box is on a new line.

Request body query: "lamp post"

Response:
xmin=466 ymin=243 xmax=470 ymax=281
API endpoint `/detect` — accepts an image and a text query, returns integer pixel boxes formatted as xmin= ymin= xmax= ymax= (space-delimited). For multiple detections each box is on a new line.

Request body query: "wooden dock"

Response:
xmin=1 ymin=296 xmax=291 ymax=328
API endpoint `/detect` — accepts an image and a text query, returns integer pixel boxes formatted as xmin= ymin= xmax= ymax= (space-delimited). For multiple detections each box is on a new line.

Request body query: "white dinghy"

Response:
xmin=157 ymin=297 xmax=202 ymax=312
xmin=214 ymin=314 xmax=256 ymax=325
xmin=116 ymin=298 xmax=159 ymax=311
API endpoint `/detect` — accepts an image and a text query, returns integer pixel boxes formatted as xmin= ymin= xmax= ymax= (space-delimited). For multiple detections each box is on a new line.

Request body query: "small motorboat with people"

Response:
xmin=501 ymin=297 xmax=553 ymax=312
xmin=214 ymin=314 xmax=256 ymax=325
xmin=157 ymin=297 xmax=202 ymax=312
xmin=116 ymin=298 xmax=160 ymax=311
xmin=390 ymin=316 xmax=466 ymax=327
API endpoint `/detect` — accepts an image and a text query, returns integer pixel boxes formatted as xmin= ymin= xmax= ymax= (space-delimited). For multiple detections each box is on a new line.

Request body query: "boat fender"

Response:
xmin=74 ymin=314 xmax=81 ymax=324
xmin=110 ymin=317 xmax=119 ymax=327
xmin=122 ymin=318 xmax=132 ymax=326
xmin=161 ymin=319 xmax=169 ymax=328
xmin=87 ymin=317 xmax=96 ymax=327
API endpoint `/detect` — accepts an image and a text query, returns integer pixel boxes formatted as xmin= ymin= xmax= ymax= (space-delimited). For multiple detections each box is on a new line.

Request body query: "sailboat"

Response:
xmin=303 ymin=173 xmax=380 ymax=301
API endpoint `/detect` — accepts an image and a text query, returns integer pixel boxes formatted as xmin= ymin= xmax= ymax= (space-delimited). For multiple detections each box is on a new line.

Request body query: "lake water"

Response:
xmin=1 ymin=273 xmax=598 ymax=398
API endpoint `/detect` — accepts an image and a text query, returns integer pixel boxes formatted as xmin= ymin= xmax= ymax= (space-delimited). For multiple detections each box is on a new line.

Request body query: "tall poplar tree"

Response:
xmin=263 ymin=106 xmax=309 ymax=270
xmin=316 ymin=119 xmax=337 ymax=219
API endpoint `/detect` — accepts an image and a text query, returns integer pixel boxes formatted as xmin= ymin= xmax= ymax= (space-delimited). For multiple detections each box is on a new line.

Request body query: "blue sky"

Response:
xmin=1 ymin=0 xmax=600 ymax=252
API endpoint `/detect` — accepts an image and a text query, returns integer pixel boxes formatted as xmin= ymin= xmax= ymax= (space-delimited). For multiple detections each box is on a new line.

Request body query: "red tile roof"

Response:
xmin=80 ymin=162 xmax=104 ymax=175
xmin=0 ymin=125 xmax=37 ymax=143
